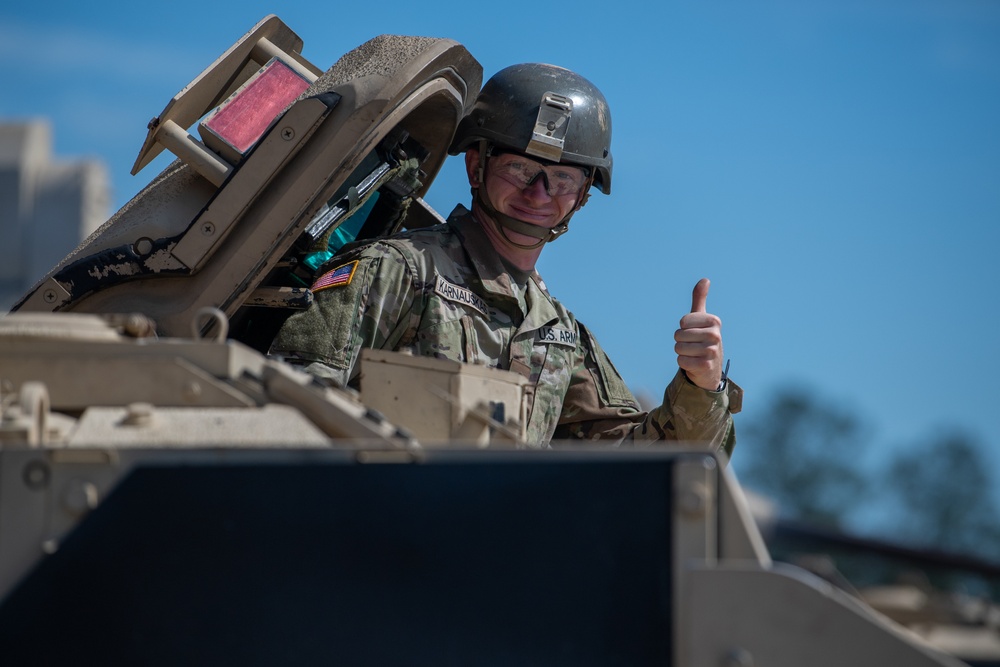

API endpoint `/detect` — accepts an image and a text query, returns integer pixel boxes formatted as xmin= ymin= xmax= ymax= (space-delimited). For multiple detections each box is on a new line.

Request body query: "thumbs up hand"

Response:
xmin=674 ymin=278 xmax=725 ymax=391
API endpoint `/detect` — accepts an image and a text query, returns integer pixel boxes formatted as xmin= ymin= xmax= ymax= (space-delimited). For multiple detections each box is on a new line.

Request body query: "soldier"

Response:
xmin=270 ymin=63 xmax=742 ymax=451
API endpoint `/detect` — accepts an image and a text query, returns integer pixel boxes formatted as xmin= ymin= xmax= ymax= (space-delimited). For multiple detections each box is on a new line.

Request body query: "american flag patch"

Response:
xmin=311 ymin=260 xmax=359 ymax=292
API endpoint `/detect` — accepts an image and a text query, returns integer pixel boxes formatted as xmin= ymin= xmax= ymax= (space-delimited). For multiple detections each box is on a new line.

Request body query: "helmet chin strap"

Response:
xmin=474 ymin=184 xmax=567 ymax=250
xmin=474 ymin=143 xmax=590 ymax=251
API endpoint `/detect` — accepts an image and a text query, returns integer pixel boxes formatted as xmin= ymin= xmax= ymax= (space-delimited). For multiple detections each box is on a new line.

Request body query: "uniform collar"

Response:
xmin=447 ymin=205 xmax=560 ymax=326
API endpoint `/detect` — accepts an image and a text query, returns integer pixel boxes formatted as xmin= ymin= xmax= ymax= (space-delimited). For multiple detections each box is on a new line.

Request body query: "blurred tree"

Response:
xmin=731 ymin=388 xmax=1000 ymax=599
xmin=731 ymin=387 xmax=869 ymax=528
xmin=881 ymin=431 xmax=1000 ymax=562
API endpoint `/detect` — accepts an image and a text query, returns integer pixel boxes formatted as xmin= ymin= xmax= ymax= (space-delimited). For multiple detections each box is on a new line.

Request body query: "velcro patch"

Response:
xmin=536 ymin=326 xmax=577 ymax=346
xmin=435 ymin=275 xmax=487 ymax=316
xmin=312 ymin=261 xmax=359 ymax=292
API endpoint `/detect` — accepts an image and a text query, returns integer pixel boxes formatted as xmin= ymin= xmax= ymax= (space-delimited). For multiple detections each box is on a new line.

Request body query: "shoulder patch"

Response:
xmin=434 ymin=275 xmax=488 ymax=316
xmin=312 ymin=261 xmax=359 ymax=292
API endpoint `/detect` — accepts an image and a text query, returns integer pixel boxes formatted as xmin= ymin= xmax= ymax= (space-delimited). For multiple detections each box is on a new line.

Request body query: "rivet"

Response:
xmin=679 ymin=481 xmax=709 ymax=517
xmin=724 ymin=648 xmax=754 ymax=667
xmin=23 ymin=460 xmax=50 ymax=490
xmin=63 ymin=478 xmax=99 ymax=517
xmin=182 ymin=381 xmax=202 ymax=403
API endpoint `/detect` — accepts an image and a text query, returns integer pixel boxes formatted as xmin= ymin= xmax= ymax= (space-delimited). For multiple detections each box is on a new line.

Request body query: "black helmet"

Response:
xmin=450 ymin=63 xmax=613 ymax=194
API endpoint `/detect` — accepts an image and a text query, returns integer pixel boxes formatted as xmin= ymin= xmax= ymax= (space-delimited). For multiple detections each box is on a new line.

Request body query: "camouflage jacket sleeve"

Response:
xmin=269 ymin=241 xmax=419 ymax=387
xmin=554 ymin=322 xmax=742 ymax=457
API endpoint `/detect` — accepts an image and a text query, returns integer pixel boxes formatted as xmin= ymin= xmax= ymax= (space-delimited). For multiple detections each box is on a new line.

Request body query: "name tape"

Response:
xmin=536 ymin=326 xmax=577 ymax=346
xmin=435 ymin=275 xmax=488 ymax=316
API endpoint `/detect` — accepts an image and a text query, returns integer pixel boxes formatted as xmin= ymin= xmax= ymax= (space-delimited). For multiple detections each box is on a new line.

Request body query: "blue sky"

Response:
xmin=3 ymin=1 xmax=999 ymax=497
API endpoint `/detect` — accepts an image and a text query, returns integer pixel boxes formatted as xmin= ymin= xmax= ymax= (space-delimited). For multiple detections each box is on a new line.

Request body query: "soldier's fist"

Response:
xmin=674 ymin=278 xmax=725 ymax=391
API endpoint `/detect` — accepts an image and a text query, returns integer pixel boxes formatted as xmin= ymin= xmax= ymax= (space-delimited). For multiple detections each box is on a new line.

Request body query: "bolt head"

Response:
xmin=134 ymin=237 xmax=154 ymax=256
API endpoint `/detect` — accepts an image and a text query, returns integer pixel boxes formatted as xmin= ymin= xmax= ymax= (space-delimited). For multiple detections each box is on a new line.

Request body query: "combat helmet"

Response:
xmin=449 ymin=63 xmax=613 ymax=248
xmin=450 ymin=63 xmax=613 ymax=194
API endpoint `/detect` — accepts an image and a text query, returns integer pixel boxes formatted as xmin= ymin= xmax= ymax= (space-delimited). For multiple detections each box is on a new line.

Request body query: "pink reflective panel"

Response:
xmin=204 ymin=60 xmax=311 ymax=153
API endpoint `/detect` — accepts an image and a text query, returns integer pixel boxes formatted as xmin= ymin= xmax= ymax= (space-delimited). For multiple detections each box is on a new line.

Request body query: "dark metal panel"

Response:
xmin=0 ymin=454 xmax=675 ymax=666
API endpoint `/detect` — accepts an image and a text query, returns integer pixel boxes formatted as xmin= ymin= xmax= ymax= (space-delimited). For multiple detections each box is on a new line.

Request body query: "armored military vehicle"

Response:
xmin=0 ymin=15 xmax=977 ymax=665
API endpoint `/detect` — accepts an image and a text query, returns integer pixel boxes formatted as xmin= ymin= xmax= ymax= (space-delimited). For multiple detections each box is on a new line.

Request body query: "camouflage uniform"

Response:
xmin=271 ymin=206 xmax=742 ymax=452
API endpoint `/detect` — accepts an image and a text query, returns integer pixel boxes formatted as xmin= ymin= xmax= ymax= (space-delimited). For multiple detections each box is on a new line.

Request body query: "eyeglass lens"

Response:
xmin=491 ymin=153 xmax=587 ymax=196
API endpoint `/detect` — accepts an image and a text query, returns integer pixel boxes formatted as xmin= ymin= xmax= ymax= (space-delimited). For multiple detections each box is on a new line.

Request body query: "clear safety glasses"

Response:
xmin=489 ymin=151 xmax=589 ymax=197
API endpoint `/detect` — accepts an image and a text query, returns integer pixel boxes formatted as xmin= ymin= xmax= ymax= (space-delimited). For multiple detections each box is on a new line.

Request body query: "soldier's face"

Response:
xmin=466 ymin=148 xmax=582 ymax=229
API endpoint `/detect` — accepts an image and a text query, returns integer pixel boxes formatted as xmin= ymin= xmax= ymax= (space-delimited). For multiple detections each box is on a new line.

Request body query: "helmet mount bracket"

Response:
xmin=526 ymin=92 xmax=572 ymax=163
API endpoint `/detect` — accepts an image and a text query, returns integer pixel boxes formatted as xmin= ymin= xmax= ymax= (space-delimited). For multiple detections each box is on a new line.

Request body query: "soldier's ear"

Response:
xmin=465 ymin=149 xmax=480 ymax=187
